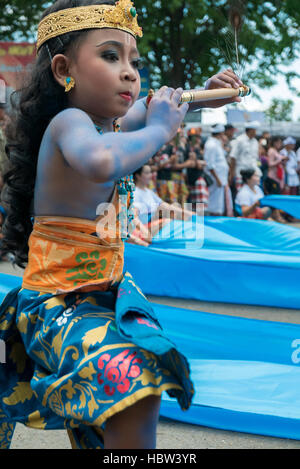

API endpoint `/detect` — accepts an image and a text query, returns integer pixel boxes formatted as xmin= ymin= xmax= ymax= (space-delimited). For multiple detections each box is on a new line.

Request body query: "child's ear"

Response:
xmin=51 ymin=54 xmax=72 ymax=88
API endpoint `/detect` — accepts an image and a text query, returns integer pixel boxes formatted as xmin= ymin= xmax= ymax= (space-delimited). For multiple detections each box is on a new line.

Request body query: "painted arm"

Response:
xmin=52 ymin=108 xmax=166 ymax=182
xmin=52 ymin=92 xmax=188 ymax=183
xmin=120 ymin=97 xmax=148 ymax=132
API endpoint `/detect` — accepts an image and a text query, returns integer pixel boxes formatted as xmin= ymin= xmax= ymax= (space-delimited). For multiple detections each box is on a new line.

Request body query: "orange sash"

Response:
xmin=22 ymin=187 xmax=127 ymax=294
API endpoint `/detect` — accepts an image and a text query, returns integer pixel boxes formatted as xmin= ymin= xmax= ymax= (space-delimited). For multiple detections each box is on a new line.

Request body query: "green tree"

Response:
xmin=2 ymin=0 xmax=300 ymax=92
xmin=2 ymin=1 xmax=50 ymax=41
xmin=265 ymin=98 xmax=294 ymax=122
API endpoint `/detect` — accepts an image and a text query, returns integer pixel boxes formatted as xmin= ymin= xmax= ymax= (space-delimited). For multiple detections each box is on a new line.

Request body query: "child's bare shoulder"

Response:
xmin=49 ymin=107 xmax=94 ymax=140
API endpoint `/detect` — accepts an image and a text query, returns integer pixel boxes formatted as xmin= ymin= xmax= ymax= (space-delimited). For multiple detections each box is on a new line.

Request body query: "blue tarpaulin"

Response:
xmin=124 ymin=216 xmax=300 ymax=309
xmin=204 ymin=216 xmax=300 ymax=252
xmin=124 ymin=243 xmax=300 ymax=309
xmin=152 ymin=216 xmax=300 ymax=252
xmin=155 ymin=302 xmax=300 ymax=440
xmin=1 ymin=274 xmax=300 ymax=440
xmin=261 ymin=195 xmax=300 ymax=219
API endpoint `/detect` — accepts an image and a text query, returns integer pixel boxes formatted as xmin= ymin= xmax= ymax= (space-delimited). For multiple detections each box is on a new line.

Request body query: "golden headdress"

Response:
xmin=37 ymin=0 xmax=143 ymax=52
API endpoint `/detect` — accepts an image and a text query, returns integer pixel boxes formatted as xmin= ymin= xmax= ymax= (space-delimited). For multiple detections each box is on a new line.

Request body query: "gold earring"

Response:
xmin=64 ymin=76 xmax=75 ymax=92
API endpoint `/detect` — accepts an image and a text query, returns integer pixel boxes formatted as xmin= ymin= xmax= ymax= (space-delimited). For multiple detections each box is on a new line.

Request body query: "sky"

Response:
xmin=202 ymin=60 xmax=300 ymax=125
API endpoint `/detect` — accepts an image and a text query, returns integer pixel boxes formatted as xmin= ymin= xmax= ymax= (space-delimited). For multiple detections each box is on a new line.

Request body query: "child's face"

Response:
xmin=67 ymin=29 xmax=141 ymax=120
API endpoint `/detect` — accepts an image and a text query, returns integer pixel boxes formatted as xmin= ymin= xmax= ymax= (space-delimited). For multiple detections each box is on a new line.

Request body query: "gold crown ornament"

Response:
xmin=37 ymin=0 xmax=143 ymax=52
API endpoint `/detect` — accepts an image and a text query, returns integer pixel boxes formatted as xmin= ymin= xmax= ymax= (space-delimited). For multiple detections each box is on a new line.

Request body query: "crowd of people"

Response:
xmin=0 ymin=105 xmax=300 ymax=251
xmin=131 ymin=121 xmax=300 ymax=229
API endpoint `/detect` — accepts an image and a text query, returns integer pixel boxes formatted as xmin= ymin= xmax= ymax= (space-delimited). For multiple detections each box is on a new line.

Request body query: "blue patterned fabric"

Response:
xmin=0 ymin=272 xmax=193 ymax=449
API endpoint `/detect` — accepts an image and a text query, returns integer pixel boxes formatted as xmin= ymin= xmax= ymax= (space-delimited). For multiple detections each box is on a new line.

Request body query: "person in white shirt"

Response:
xmin=129 ymin=165 xmax=194 ymax=246
xmin=229 ymin=121 xmax=262 ymax=196
xmin=280 ymin=137 xmax=299 ymax=195
xmin=235 ymin=168 xmax=272 ymax=220
xmin=204 ymin=124 xmax=232 ymax=216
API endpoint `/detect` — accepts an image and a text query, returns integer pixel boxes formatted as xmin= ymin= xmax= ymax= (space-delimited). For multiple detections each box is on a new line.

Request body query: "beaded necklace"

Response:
xmin=94 ymin=120 xmax=135 ymax=240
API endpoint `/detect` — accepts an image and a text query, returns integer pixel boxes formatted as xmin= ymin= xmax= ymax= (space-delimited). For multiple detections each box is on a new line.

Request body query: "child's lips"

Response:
xmin=119 ymin=92 xmax=132 ymax=102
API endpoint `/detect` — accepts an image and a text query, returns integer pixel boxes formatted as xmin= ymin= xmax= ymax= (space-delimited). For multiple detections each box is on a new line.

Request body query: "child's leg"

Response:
xmin=104 ymin=395 xmax=161 ymax=449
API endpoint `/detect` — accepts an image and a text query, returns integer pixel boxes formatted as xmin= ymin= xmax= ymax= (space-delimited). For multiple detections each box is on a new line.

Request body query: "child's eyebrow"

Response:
xmin=96 ymin=40 xmax=139 ymax=55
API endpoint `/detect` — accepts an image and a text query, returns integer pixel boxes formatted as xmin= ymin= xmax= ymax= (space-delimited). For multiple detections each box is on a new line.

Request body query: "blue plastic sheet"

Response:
xmin=152 ymin=216 xmax=300 ymax=252
xmin=124 ymin=241 xmax=300 ymax=309
xmin=1 ymin=273 xmax=300 ymax=439
xmin=153 ymin=302 xmax=300 ymax=440
xmin=204 ymin=216 xmax=300 ymax=252
xmin=124 ymin=216 xmax=300 ymax=308
xmin=152 ymin=219 xmax=254 ymax=250
xmin=261 ymin=195 xmax=300 ymax=219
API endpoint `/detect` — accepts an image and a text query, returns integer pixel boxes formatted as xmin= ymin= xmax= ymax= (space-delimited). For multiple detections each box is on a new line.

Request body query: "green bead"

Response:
xmin=130 ymin=7 xmax=136 ymax=17
xmin=118 ymin=187 xmax=127 ymax=195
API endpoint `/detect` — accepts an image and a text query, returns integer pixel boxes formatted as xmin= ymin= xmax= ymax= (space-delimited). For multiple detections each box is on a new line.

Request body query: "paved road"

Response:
xmin=1 ymin=261 xmax=300 ymax=449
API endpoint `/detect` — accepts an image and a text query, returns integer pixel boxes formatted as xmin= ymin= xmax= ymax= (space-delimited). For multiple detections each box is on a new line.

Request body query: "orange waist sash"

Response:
xmin=22 ymin=215 xmax=124 ymax=294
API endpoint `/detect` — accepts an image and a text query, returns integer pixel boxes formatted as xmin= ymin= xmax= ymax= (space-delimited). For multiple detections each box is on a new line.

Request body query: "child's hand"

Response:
xmin=203 ymin=69 xmax=244 ymax=108
xmin=146 ymin=87 xmax=189 ymax=143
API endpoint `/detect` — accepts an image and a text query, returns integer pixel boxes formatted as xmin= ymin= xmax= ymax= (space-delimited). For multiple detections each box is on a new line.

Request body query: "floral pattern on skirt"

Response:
xmin=0 ymin=272 xmax=194 ymax=449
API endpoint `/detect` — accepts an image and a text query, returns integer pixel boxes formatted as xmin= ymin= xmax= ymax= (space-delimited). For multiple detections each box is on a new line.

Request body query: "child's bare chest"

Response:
xmin=34 ymin=131 xmax=115 ymax=220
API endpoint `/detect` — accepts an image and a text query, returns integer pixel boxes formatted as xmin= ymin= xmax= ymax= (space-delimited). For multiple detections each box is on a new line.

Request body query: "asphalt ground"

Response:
xmin=1 ymin=259 xmax=300 ymax=449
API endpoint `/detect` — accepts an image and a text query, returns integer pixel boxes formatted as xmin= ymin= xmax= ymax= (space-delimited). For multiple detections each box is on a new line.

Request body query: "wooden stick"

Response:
xmin=180 ymin=85 xmax=251 ymax=103
xmin=146 ymin=85 xmax=251 ymax=107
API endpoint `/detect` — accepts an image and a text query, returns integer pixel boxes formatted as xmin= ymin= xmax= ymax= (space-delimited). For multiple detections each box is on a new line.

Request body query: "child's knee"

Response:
xmin=106 ymin=394 xmax=161 ymax=433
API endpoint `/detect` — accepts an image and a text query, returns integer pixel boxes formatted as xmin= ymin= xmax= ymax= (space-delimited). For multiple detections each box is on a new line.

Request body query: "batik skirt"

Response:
xmin=0 ymin=272 xmax=194 ymax=449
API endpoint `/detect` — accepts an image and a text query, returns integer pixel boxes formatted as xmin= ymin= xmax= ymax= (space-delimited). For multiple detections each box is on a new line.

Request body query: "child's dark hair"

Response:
xmin=1 ymin=0 xmax=115 ymax=267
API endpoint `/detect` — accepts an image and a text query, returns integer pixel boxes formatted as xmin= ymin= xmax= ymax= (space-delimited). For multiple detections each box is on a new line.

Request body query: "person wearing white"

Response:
xmin=204 ymin=124 xmax=230 ymax=215
xmin=131 ymin=165 xmax=194 ymax=246
xmin=235 ymin=168 xmax=271 ymax=220
xmin=280 ymin=137 xmax=299 ymax=194
xmin=235 ymin=179 xmax=264 ymax=207
xmin=133 ymin=185 xmax=163 ymax=225
xmin=229 ymin=121 xmax=262 ymax=185
xmin=133 ymin=165 xmax=193 ymax=224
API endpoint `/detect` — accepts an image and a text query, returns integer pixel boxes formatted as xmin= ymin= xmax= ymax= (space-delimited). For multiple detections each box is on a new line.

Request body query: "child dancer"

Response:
xmin=0 ymin=0 xmax=243 ymax=449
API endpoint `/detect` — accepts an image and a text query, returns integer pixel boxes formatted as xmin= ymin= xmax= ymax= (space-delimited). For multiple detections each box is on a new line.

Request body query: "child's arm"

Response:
xmin=119 ymin=97 xmax=148 ymax=132
xmin=51 ymin=88 xmax=188 ymax=183
xmin=120 ymin=70 xmax=242 ymax=132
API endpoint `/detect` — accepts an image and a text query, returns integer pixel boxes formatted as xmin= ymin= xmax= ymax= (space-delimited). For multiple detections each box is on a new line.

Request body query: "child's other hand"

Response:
xmin=146 ymin=87 xmax=189 ymax=143
xmin=203 ymin=69 xmax=244 ymax=108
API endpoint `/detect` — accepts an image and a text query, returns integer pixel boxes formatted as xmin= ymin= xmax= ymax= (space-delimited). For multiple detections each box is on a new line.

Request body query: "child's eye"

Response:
xmin=132 ymin=58 xmax=143 ymax=70
xmin=102 ymin=52 xmax=119 ymax=62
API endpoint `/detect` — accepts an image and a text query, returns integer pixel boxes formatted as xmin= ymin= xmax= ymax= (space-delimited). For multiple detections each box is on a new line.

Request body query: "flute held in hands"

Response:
xmin=146 ymin=85 xmax=251 ymax=107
